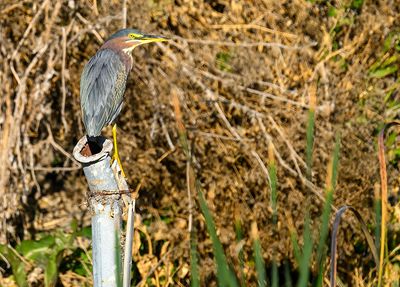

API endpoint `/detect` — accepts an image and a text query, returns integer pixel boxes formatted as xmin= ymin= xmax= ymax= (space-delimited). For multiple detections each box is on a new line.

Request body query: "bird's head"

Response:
xmin=104 ymin=28 xmax=168 ymax=53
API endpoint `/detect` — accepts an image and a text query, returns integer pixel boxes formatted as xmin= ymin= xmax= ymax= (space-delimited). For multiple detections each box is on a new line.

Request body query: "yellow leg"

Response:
xmin=111 ymin=124 xmax=126 ymax=178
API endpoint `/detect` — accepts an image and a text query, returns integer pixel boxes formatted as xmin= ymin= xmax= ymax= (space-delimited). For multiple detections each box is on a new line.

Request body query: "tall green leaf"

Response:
xmin=284 ymin=260 xmax=293 ymax=287
xmin=268 ymin=161 xmax=278 ymax=224
xmin=252 ymin=223 xmax=266 ymax=287
xmin=271 ymin=260 xmax=278 ymax=287
xmin=0 ymin=244 xmax=28 ymax=287
xmin=196 ymin=181 xmax=239 ymax=287
xmin=234 ymin=217 xmax=246 ymax=287
xmin=190 ymin=231 xmax=200 ymax=287
xmin=297 ymin=214 xmax=313 ymax=287
xmin=306 ymin=108 xmax=315 ymax=180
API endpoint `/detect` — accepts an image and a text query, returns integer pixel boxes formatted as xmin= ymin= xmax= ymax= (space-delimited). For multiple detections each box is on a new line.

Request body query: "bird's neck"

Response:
xmin=100 ymin=45 xmax=133 ymax=71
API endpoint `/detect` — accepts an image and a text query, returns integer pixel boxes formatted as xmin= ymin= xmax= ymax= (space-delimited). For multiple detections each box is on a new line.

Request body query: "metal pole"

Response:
xmin=73 ymin=135 xmax=122 ymax=287
xmin=110 ymin=160 xmax=135 ymax=287
xmin=122 ymin=195 xmax=135 ymax=287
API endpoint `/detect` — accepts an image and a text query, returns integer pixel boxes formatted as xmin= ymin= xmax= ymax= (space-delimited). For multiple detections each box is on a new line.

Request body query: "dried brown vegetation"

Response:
xmin=0 ymin=0 xmax=399 ymax=285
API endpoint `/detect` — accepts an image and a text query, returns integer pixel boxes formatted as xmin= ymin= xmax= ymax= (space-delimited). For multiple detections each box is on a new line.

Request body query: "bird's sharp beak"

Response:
xmin=139 ymin=34 xmax=169 ymax=44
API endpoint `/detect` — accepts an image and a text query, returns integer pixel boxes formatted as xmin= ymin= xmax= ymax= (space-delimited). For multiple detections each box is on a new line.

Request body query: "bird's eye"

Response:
xmin=129 ymin=33 xmax=141 ymax=39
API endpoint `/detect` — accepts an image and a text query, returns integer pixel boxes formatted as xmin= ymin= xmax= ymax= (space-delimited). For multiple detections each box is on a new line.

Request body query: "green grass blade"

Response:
xmin=289 ymin=230 xmax=301 ymax=267
xmin=190 ymin=231 xmax=200 ymax=287
xmin=254 ymin=239 xmax=266 ymax=287
xmin=287 ymin=211 xmax=301 ymax=267
xmin=268 ymin=162 xmax=278 ymax=224
xmin=271 ymin=260 xmax=278 ymax=287
xmin=284 ymin=260 xmax=293 ymax=287
xmin=374 ymin=196 xmax=382 ymax=256
xmin=315 ymin=191 xmax=333 ymax=287
xmin=196 ymin=181 xmax=239 ymax=287
xmin=174 ymin=90 xmax=238 ymax=287
xmin=315 ymin=135 xmax=340 ymax=286
xmin=234 ymin=217 xmax=246 ymax=287
xmin=252 ymin=223 xmax=266 ymax=287
xmin=306 ymin=107 xmax=315 ymax=180
xmin=269 ymin=145 xmax=278 ymax=287
xmin=268 ymin=143 xmax=278 ymax=224
xmin=330 ymin=134 xmax=340 ymax=190
xmin=0 ymin=244 xmax=28 ymax=287
xmin=296 ymin=214 xmax=313 ymax=287
xmin=44 ymin=253 xmax=59 ymax=287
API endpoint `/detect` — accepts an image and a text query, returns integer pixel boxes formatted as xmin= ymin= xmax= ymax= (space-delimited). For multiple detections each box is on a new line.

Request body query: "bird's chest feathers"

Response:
xmin=124 ymin=52 xmax=134 ymax=70
xmin=119 ymin=51 xmax=133 ymax=71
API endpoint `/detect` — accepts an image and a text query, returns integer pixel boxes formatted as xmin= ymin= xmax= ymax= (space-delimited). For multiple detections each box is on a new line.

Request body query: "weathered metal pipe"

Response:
xmin=73 ymin=135 xmax=122 ymax=287
xmin=110 ymin=160 xmax=135 ymax=287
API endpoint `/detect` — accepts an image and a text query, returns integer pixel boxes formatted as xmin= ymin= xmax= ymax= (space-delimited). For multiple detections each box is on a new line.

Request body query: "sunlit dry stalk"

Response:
xmin=377 ymin=127 xmax=388 ymax=287
xmin=61 ymin=27 xmax=68 ymax=134
xmin=122 ymin=0 xmax=127 ymax=29
xmin=268 ymin=141 xmax=275 ymax=166
xmin=309 ymin=83 xmax=317 ymax=112
xmin=171 ymin=89 xmax=193 ymax=233
xmin=0 ymin=2 xmax=25 ymax=14
xmin=92 ymin=0 xmax=99 ymax=16
xmin=0 ymin=63 xmax=13 ymax=222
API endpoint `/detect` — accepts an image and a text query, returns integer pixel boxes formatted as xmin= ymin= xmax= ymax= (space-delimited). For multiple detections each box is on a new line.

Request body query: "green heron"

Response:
xmin=80 ymin=29 xmax=168 ymax=177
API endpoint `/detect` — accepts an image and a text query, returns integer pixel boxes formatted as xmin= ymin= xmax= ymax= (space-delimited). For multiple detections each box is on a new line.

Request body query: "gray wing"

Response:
xmin=80 ymin=49 xmax=128 ymax=136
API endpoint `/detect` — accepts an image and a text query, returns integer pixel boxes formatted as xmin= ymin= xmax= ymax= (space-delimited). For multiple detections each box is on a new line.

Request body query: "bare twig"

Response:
xmin=67 ymin=15 xmax=120 ymax=46
xmin=160 ymin=117 xmax=175 ymax=150
xmin=10 ymin=0 xmax=50 ymax=60
xmin=268 ymin=115 xmax=307 ymax=169
xmin=210 ymin=23 xmax=298 ymax=39
xmin=61 ymin=27 xmax=68 ymax=134
xmin=257 ymin=116 xmax=297 ymax=176
xmin=75 ymin=12 xmax=104 ymax=43
xmin=29 ymin=149 xmax=41 ymax=194
xmin=173 ymin=36 xmax=317 ymax=50
xmin=244 ymin=87 xmax=308 ymax=109
xmin=122 ymin=0 xmax=127 ymax=29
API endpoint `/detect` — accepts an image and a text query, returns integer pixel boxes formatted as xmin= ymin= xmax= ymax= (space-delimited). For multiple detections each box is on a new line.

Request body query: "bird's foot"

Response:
xmin=111 ymin=124 xmax=126 ymax=178
xmin=111 ymin=152 xmax=126 ymax=178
